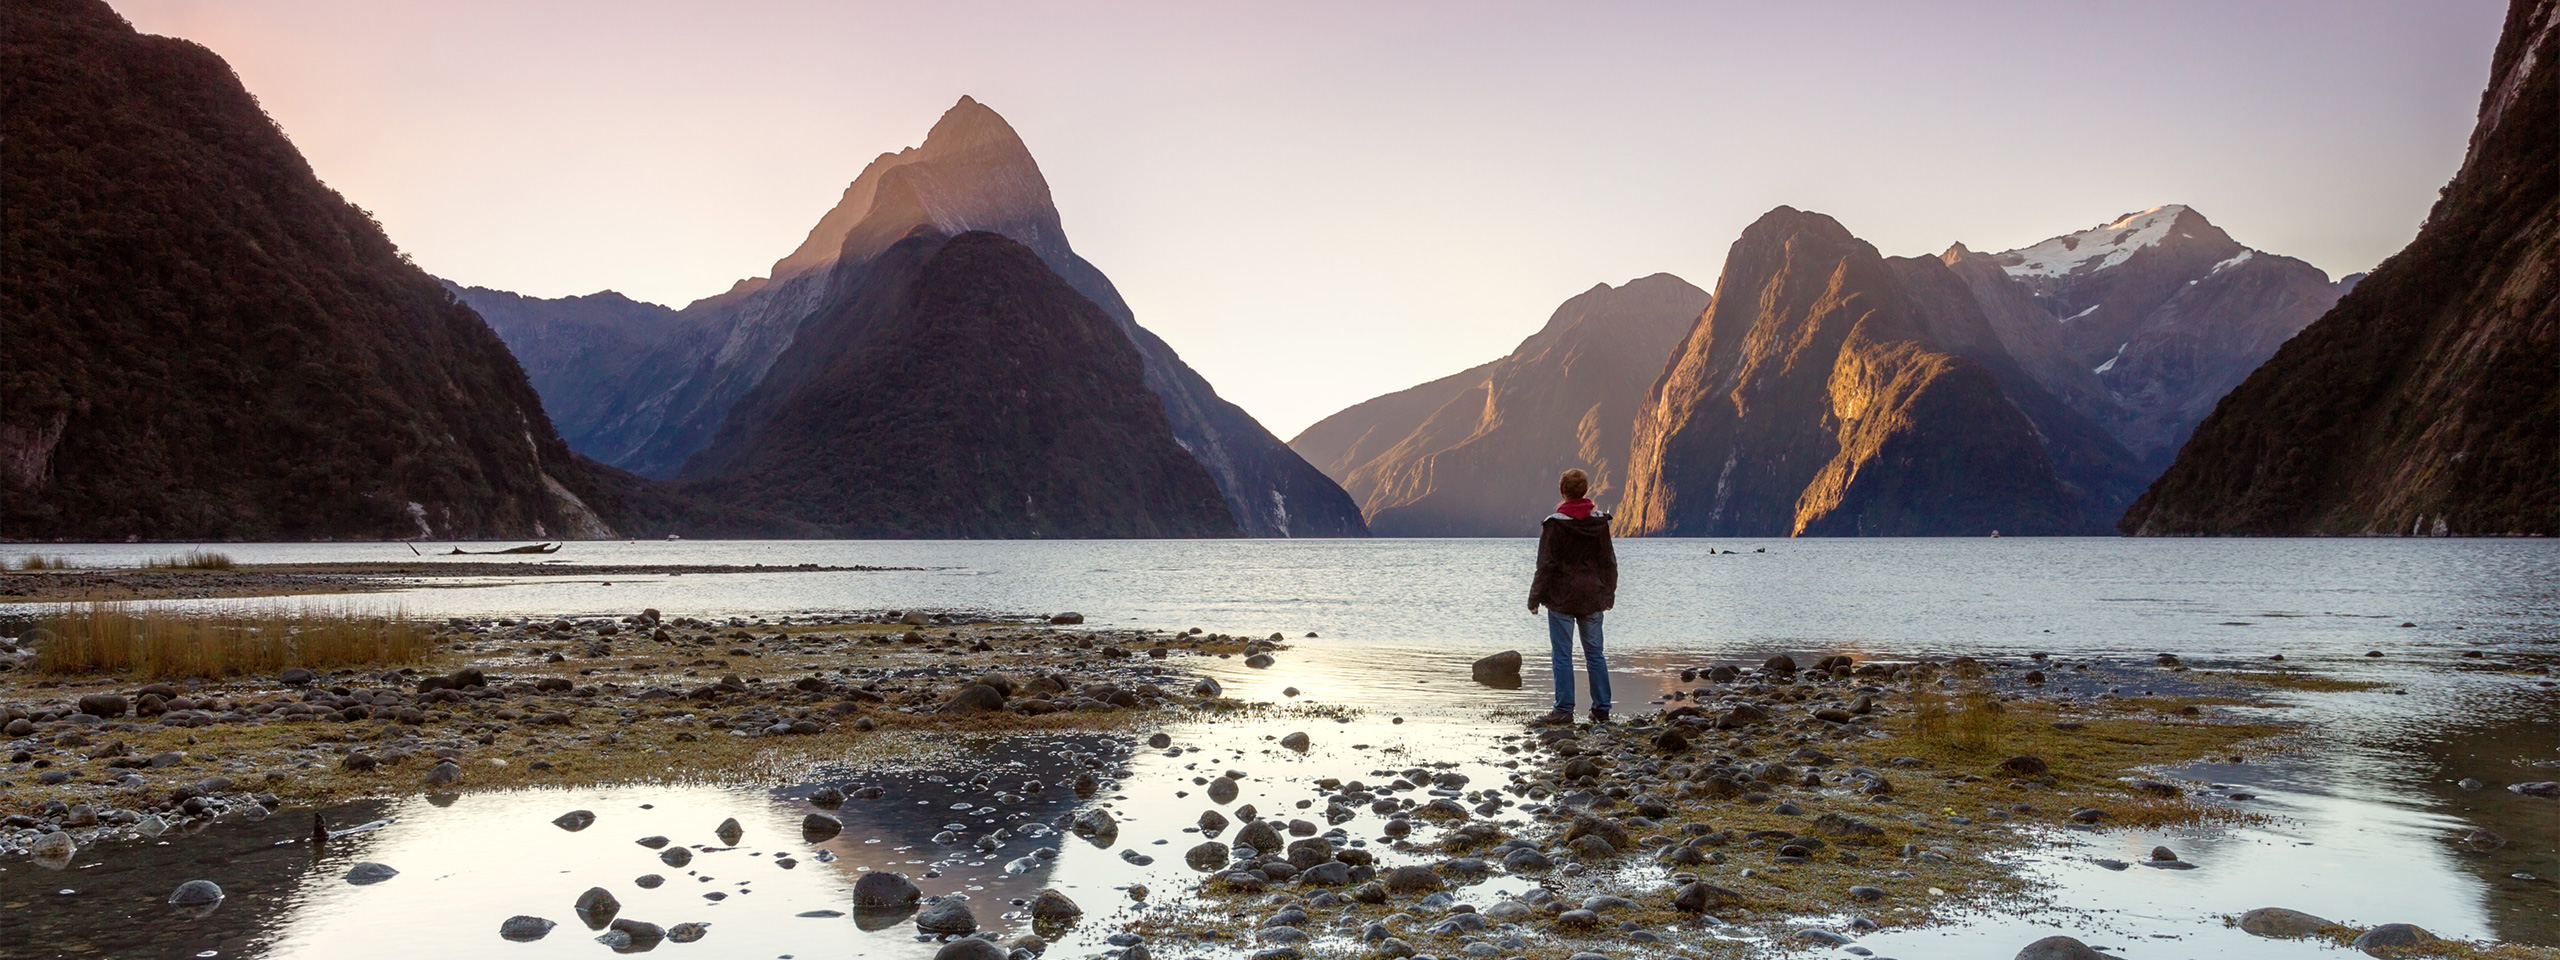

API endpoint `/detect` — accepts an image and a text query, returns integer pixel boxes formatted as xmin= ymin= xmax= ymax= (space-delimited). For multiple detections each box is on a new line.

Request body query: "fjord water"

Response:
xmin=6 ymin=539 xmax=2554 ymax=958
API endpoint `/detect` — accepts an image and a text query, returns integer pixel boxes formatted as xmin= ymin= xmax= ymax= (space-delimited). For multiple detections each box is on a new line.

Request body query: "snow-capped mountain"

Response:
xmin=1960 ymin=205 xmax=2353 ymax=469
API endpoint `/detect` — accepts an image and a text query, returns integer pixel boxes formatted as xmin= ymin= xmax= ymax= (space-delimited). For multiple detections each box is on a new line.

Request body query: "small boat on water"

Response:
xmin=448 ymin=542 xmax=561 ymax=555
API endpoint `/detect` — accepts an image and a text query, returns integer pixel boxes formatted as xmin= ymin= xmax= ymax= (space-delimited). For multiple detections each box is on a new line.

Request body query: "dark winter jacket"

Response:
xmin=1531 ymin=509 xmax=1617 ymax=615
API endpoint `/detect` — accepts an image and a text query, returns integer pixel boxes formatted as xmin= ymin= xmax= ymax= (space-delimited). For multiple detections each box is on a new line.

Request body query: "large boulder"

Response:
xmin=942 ymin=684 xmax=1007 ymax=713
xmin=1471 ymin=651 xmax=1522 ymax=689
xmin=914 ymin=898 xmax=977 ymax=935
xmin=854 ymin=871 xmax=921 ymax=906
xmin=1030 ymin=889 xmax=1081 ymax=923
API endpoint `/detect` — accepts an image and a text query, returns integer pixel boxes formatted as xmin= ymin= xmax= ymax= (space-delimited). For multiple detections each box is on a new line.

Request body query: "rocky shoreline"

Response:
xmin=0 ymin=561 xmax=921 ymax=604
xmin=4 ymin=607 xmax=2554 ymax=960
xmin=0 ymin=608 xmax=1273 ymax=863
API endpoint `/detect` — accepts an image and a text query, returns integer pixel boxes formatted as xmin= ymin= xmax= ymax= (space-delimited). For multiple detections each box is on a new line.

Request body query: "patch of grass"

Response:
xmin=10 ymin=554 xmax=73 ymax=571
xmin=2226 ymin=671 xmax=2391 ymax=693
xmin=33 ymin=602 xmax=432 ymax=678
xmin=143 ymin=549 xmax=235 ymax=570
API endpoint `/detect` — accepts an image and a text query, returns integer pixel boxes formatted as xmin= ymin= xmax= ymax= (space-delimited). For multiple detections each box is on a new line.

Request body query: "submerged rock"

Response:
xmin=803 ymin=813 xmax=843 ymax=842
xmin=499 ymin=915 xmax=556 ymax=942
xmin=915 ymin=897 xmax=978 ymax=935
xmin=344 ymin=862 xmax=399 ymax=885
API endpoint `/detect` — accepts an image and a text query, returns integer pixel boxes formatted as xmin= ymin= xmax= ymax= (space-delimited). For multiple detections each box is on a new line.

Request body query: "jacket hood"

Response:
xmin=1542 ymin=512 xmax=1613 ymax=537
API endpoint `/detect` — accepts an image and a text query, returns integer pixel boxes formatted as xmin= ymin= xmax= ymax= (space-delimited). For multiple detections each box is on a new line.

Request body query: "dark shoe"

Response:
xmin=1588 ymin=708 xmax=1610 ymax=725
xmin=1535 ymin=709 xmax=1574 ymax=726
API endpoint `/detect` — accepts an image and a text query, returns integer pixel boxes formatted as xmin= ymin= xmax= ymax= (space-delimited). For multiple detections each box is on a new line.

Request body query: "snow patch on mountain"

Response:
xmin=1996 ymin=205 xmax=2188 ymax=278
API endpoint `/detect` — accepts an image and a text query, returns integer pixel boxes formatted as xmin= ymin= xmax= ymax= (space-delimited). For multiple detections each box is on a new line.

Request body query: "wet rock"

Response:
xmin=1031 ymin=889 xmax=1081 ymax=923
xmin=637 ymin=836 xmax=670 ymax=849
xmin=2510 ymin=781 xmax=2560 ymax=798
xmin=168 ymin=879 xmax=224 ymax=907
xmin=936 ymin=939 xmax=1008 ymax=960
xmin=1380 ymin=865 xmax=1443 ymax=895
xmin=2012 ymin=936 xmax=2106 ymax=960
xmin=1050 ymin=613 xmax=1084 ymax=625
xmin=345 ymin=862 xmax=399 ymax=885
xmin=609 ymin=918 xmax=665 ymax=947
xmin=666 ymin=922 xmax=708 ymax=943
xmin=2239 ymin=907 xmax=2335 ymax=939
xmin=660 ymin=847 xmax=693 ymax=867
xmin=23 ymin=830 xmax=81 ymax=871
xmin=1280 ymin=732 xmax=1310 ymax=751
xmin=1209 ymin=777 xmax=1241 ymax=805
xmin=1471 ymin=651 xmax=1523 ymax=688
xmin=2350 ymin=923 xmax=2437 ymax=955
xmin=635 ymin=875 xmax=665 ymax=889
xmin=854 ymin=871 xmax=921 ymax=906
xmin=1071 ymin=809 xmax=1120 ymax=846
xmin=1998 ymin=756 xmax=2049 ymax=777
xmin=575 ymin=887 xmax=622 ymax=929
xmin=1072 ymin=773 xmax=1099 ymax=798
xmin=1246 ymin=654 xmax=1276 ymax=669
xmin=1762 ymin=655 xmax=1797 ymax=676
xmin=1673 ymin=881 xmax=1739 ymax=913
xmin=803 ymin=813 xmax=843 ymax=842
xmin=715 ymin=817 xmax=743 ymax=845
xmin=1192 ymin=677 xmax=1224 ymax=698
xmin=1185 ymin=841 xmax=1231 ymax=871
xmin=2462 ymin=828 xmax=2507 ymax=851
xmin=1502 ymin=847 xmax=1553 ymax=872
xmin=1199 ymin=810 xmax=1230 ymax=835
xmin=809 ymin=786 xmax=847 ymax=806
xmin=1148 ymin=733 xmax=1173 ymax=749
xmin=2149 ymin=846 xmax=2178 ymax=862
xmin=915 ymin=897 xmax=978 ymax=935
xmin=1236 ymin=819 xmax=1282 ymax=855
xmin=499 ymin=915 xmax=556 ymax=941
xmin=553 ymin=810 xmax=596 ymax=831
xmin=944 ymin=684 xmax=1008 ymax=714
xmin=424 ymin=760 xmax=462 ymax=787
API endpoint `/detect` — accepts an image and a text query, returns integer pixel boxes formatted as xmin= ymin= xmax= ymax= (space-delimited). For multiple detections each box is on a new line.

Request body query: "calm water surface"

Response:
xmin=4 ymin=539 xmax=2553 ymax=958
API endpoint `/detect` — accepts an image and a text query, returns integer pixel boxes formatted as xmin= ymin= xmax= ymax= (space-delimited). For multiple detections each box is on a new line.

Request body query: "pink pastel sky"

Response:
xmin=113 ymin=0 xmax=2505 ymax=437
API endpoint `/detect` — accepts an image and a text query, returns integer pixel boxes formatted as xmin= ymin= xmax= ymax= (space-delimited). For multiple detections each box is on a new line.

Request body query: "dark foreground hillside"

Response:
xmin=2124 ymin=0 xmax=2557 ymax=536
xmin=1 ymin=0 xmax=616 ymax=540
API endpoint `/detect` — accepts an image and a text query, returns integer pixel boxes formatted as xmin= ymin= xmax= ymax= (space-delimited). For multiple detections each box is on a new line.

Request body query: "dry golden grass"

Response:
xmin=11 ymin=554 xmax=73 ymax=571
xmin=142 ymin=549 xmax=235 ymax=570
xmin=34 ymin=602 xmax=434 ymax=678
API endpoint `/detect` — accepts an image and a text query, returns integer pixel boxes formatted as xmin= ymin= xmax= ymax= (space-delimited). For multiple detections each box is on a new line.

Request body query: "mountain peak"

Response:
xmin=763 ymin=96 xmax=1054 ymax=282
xmin=1991 ymin=204 xmax=2235 ymax=279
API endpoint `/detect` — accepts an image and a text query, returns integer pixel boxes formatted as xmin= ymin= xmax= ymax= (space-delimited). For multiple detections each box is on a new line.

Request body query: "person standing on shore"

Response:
xmin=1529 ymin=468 xmax=1616 ymax=725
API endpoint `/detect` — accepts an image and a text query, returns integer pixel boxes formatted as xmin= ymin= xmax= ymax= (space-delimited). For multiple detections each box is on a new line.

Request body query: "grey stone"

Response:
xmin=168 ymin=879 xmax=224 ymax=906
xmin=345 ymin=862 xmax=399 ymax=885
xmin=552 ymin=810 xmax=595 ymax=831
xmin=854 ymin=871 xmax=921 ymax=906
xmin=499 ymin=915 xmax=556 ymax=941
xmin=915 ymin=898 xmax=978 ymax=935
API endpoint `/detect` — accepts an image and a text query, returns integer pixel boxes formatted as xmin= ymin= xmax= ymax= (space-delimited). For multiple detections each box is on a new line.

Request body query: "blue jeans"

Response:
xmin=1547 ymin=609 xmax=1609 ymax=712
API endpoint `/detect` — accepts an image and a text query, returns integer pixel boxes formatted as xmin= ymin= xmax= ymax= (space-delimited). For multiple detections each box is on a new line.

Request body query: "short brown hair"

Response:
xmin=1558 ymin=468 xmax=1589 ymax=500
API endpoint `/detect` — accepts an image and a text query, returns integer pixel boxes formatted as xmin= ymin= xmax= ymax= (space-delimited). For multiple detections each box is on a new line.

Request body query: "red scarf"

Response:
xmin=1556 ymin=498 xmax=1594 ymax=519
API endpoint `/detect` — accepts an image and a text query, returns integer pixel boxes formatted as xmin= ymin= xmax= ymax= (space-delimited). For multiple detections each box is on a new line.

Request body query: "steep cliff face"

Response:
xmin=2125 ymin=0 xmax=2557 ymax=536
xmin=445 ymin=284 xmax=678 ymax=447
xmin=1887 ymin=256 xmax=2150 ymax=532
xmin=531 ymin=97 xmax=1361 ymax=536
xmin=678 ymin=232 xmax=1240 ymax=539
xmin=1619 ymin=208 xmax=2078 ymax=537
xmin=1289 ymin=275 xmax=1709 ymax=536
xmin=1965 ymin=206 xmax=2350 ymax=469
xmin=0 ymin=0 xmax=612 ymax=541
